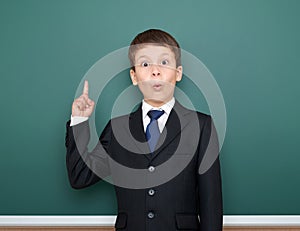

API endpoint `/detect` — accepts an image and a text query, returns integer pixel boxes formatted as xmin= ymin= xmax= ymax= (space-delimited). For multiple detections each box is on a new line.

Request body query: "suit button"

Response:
xmin=148 ymin=189 xmax=155 ymax=196
xmin=148 ymin=166 xmax=155 ymax=172
xmin=147 ymin=212 xmax=154 ymax=219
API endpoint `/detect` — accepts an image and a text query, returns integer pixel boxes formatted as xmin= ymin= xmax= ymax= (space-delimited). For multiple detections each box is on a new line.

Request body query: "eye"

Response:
xmin=161 ymin=59 xmax=169 ymax=65
xmin=141 ymin=62 xmax=149 ymax=67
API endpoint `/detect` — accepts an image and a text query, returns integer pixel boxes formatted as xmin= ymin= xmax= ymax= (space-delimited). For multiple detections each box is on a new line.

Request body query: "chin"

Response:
xmin=145 ymin=95 xmax=172 ymax=106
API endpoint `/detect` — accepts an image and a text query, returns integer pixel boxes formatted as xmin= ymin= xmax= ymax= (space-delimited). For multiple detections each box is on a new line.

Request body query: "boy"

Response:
xmin=66 ymin=29 xmax=222 ymax=230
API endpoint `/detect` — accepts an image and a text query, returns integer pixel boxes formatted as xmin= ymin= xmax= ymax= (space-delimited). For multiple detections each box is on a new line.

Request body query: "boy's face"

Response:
xmin=130 ymin=45 xmax=182 ymax=107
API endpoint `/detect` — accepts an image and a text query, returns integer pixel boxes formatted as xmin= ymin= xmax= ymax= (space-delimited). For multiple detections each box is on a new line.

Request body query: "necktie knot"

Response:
xmin=147 ymin=110 xmax=164 ymax=121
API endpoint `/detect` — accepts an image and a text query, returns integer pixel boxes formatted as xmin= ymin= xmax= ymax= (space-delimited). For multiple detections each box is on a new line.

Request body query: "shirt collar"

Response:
xmin=142 ymin=97 xmax=175 ymax=119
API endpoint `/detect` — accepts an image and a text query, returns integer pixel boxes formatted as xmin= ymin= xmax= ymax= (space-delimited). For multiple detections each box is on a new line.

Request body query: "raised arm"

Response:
xmin=66 ymin=81 xmax=111 ymax=189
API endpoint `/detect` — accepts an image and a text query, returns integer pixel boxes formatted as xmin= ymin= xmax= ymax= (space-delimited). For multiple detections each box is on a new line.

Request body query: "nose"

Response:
xmin=151 ymin=64 xmax=161 ymax=77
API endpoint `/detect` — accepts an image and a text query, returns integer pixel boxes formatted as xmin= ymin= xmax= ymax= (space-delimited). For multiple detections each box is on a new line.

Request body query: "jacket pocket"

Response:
xmin=114 ymin=212 xmax=127 ymax=229
xmin=176 ymin=213 xmax=200 ymax=230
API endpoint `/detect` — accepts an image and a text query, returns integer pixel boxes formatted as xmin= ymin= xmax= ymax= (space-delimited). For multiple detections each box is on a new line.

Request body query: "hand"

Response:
xmin=72 ymin=80 xmax=95 ymax=117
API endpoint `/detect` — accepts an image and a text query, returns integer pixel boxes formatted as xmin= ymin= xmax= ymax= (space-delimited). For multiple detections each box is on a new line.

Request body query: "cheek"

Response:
xmin=134 ymin=70 xmax=149 ymax=82
xmin=136 ymin=77 xmax=151 ymax=85
xmin=164 ymin=72 xmax=178 ymax=85
xmin=137 ymin=80 xmax=152 ymax=92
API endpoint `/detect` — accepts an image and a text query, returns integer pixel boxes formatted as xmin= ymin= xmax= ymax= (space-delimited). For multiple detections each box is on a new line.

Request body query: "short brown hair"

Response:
xmin=128 ymin=29 xmax=181 ymax=70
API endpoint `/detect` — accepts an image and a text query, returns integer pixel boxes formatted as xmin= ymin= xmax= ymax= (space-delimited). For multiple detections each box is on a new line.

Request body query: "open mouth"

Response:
xmin=153 ymin=83 xmax=162 ymax=90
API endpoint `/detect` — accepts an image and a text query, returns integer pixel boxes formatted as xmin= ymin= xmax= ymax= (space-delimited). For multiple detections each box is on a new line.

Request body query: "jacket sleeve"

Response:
xmin=65 ymin=120 xmax=111 ymax=189
xmin=197 ymin=115 xmax=223 ymax=231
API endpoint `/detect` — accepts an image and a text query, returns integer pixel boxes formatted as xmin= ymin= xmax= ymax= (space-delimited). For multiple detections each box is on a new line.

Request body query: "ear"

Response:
xmin=176 ymin=66 xmax=183 ymax=82
xmin=130 ymin=69 xmax=138 ymax=85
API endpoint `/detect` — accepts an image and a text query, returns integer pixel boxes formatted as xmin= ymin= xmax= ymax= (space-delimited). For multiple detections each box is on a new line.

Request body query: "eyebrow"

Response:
xmin=136 ymin=55 xmax=149 ymax=61
xmin=136 ymin=53 xmax=172 ymax=62
xmin=159 ymin=53 xmax=172 ymax=57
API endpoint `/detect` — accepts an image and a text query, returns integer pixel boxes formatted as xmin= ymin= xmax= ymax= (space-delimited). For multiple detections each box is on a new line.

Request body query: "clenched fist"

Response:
xmin=72 ymin=80 xmax=95 ymax=117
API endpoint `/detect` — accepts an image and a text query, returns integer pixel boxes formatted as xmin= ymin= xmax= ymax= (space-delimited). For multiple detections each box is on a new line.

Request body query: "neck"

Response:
xmin=144 ymin=98 xmax=172 ymax=108
xmin=144 ymin=100 xmax=164 ymax=107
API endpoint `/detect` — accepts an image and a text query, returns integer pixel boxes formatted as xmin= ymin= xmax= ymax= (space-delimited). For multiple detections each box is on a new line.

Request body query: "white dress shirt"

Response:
xmin=70 ymin=97 xmax=175 ymax=134
xmin=141 ymin=98 xmax=175 ymax=133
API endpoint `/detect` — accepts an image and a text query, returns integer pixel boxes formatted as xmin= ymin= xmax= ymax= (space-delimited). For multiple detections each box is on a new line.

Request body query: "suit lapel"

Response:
xmin=129 ymin=104 xmax=151 ymax=158
xmin=151 ymin=101 xmax=191 ymax=160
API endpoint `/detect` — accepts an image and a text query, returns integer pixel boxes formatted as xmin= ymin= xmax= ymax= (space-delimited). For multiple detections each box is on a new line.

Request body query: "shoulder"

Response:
xmin=104 ymin=107 xmax=140 ymax=129
xmin=174 ymin=100 xmax=211 ymax=123
xmin=100 ymin=113 xmax=131 ymax=140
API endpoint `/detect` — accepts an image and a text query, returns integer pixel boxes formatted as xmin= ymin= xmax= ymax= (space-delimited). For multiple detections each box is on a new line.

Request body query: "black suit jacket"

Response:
xmin=65 ymin=101 xmax=223 ymax=231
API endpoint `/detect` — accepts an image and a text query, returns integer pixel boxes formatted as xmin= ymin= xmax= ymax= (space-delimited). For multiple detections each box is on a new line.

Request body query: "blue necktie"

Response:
xmin=146 ymin=110 xmax=164 ymax=153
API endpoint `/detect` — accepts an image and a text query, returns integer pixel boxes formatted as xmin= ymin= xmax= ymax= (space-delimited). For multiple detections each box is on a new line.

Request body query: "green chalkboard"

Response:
xmin=0 ymin=0 xmax=299 ymax=215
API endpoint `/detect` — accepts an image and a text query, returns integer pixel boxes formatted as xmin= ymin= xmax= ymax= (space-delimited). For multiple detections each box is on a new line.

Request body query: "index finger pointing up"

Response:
xmin=83 ymin=80 xmax=89 ymax=96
